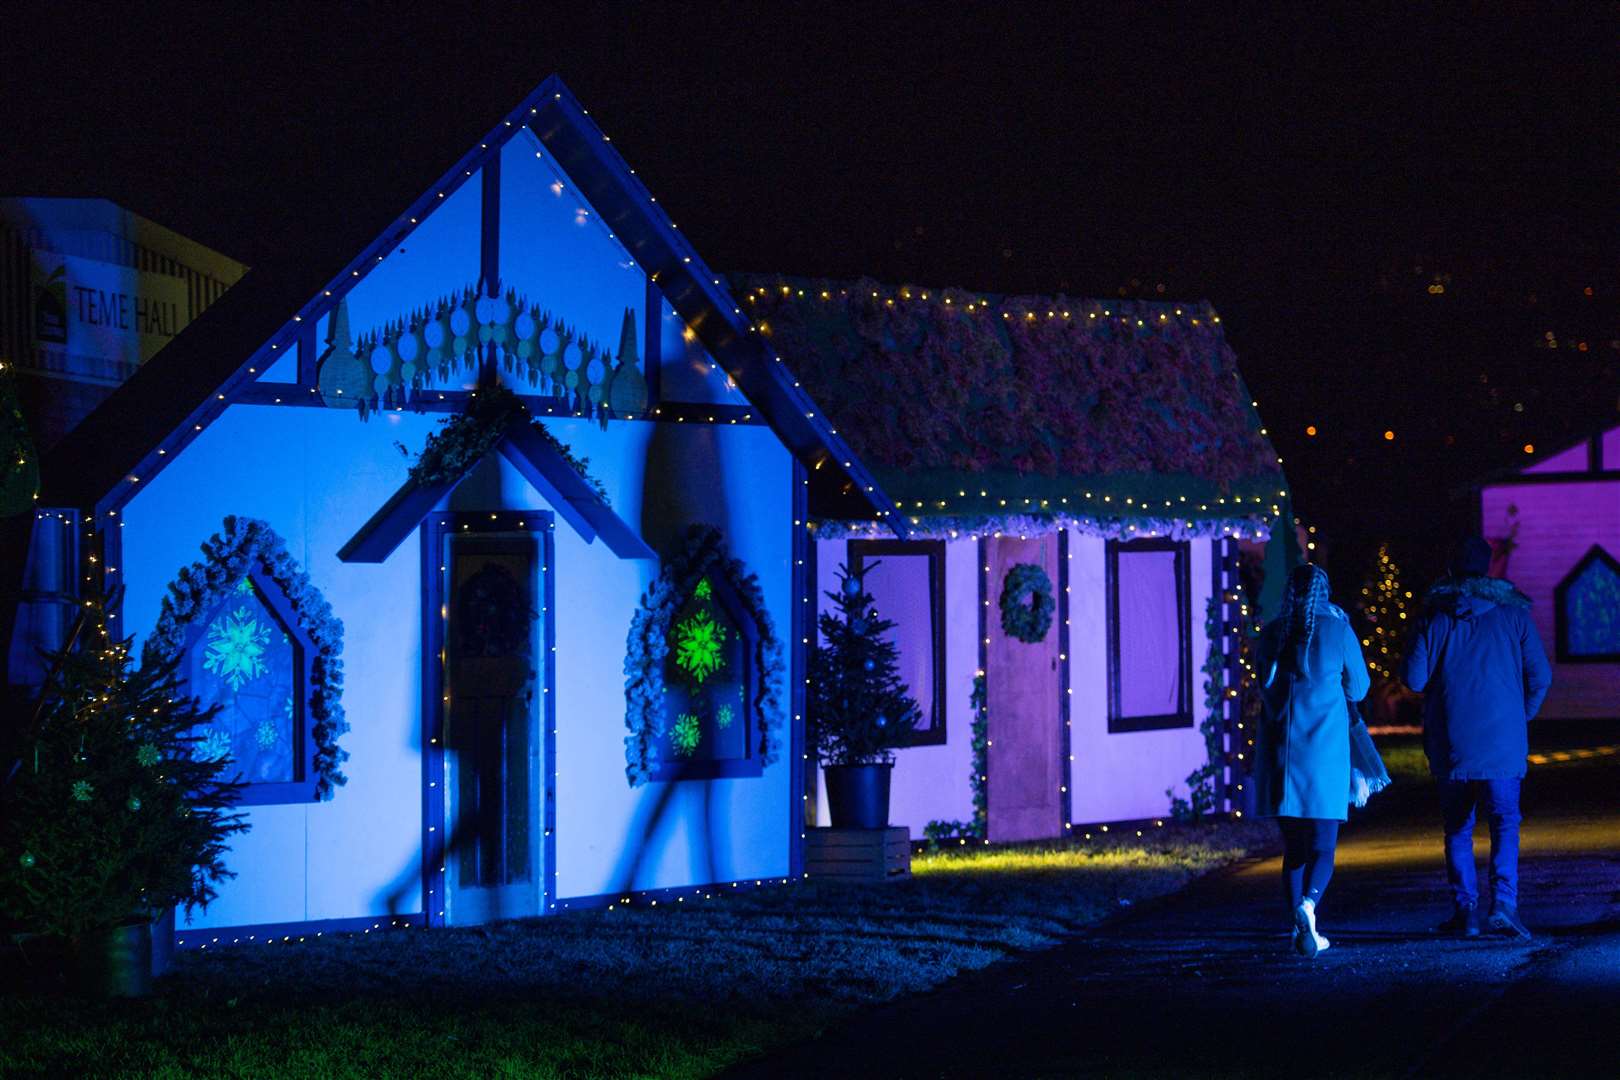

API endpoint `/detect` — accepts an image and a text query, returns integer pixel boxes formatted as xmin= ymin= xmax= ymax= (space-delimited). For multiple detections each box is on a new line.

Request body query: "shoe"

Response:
xmin=1294 ymin=899 xmax=1321 ymax=959
xmin=1486 ymin=902 xmax=1531 ymax=940
xmin=1436 ymin=903 xmax=1481 ymax=937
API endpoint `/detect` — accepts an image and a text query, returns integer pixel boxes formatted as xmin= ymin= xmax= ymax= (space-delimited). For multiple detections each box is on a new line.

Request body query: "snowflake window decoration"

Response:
xmin=623 ymin=526 xmax=784 ymax=785
xmin=203 ymin=605 xmax=272 ymax=691
xmin=672 ymin=713 xmax=703 ymax=757
xmin=674 ymin=610 xmax=727 ymax=683
xmin=144 ymin=517 xmax=346 ymax=803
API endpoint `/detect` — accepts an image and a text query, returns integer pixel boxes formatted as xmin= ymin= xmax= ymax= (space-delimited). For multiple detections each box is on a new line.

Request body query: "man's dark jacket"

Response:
xmin=1403 ymin=576 xmax=1552 ymax=780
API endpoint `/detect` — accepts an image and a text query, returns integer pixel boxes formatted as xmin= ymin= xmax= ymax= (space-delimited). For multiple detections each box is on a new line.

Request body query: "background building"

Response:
xmin=1 ymin=197 xmax=246 ymax=449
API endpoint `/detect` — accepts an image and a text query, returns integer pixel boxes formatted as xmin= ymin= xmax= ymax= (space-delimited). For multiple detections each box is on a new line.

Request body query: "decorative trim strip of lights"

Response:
xmin=811 ymin=511 xmax=1273 ymax=543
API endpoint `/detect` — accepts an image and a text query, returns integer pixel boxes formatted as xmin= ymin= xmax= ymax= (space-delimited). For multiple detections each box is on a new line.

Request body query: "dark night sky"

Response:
xmin=4 ymin=4 xmax=1617 ymax=588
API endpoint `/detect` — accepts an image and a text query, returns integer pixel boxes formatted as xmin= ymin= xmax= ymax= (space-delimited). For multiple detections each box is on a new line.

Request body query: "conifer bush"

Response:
xmin=808 ymin=563 xmax=921 ymax=765
xmin=0 ymin=597 xmax=247 ymax=942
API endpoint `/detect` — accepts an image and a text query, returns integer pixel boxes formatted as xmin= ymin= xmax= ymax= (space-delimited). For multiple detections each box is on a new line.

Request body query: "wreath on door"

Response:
xmin=999 ymin=562 xmax=1055 ymax=644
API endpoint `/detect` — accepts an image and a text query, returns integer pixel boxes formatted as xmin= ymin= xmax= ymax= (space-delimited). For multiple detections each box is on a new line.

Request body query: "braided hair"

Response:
xmin=1277 ymin=563 xmax=1331 ymax=677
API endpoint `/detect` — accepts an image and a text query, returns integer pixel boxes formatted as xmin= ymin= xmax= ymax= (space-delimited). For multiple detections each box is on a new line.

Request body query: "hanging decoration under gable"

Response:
xmin=316 ymin=284 xmax=647 ymax=423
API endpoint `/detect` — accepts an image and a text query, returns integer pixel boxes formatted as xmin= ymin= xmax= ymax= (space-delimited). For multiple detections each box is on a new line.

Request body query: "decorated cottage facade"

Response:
xmin=4 ymin=78 xmax=910 ymax=937
xmin=734 ymin=278 xmax=1290 ymax=839
xmin=1479 ymin=423 xmax=1620 ymax=719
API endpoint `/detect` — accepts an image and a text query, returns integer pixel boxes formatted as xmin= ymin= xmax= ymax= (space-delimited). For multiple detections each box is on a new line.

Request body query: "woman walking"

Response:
xmin=1255 ymin=563 xmax=1372 ymax=958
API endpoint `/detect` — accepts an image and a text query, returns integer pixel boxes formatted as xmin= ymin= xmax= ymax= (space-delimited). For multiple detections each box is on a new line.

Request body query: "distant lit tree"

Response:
xmin=1354 ymin=544 xmax=1411 ymax=681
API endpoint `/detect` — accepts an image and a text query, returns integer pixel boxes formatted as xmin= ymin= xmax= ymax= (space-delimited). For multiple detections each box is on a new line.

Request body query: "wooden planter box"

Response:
xmin=805 ymin=826 xmax=911 ymax=883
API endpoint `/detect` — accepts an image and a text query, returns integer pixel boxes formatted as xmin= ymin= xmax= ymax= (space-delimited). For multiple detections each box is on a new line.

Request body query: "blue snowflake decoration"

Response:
xmin=203 ymin=605 xmax=272 ymax=691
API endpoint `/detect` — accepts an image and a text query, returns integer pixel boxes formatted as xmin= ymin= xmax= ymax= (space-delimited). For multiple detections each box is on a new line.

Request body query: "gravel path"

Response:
xmin=728 ymin=726 xmax=1620 ymax=1079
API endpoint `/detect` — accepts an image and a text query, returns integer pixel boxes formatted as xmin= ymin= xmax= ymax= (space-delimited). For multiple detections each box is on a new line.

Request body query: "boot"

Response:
xmin=1485 ymin=901 xmax=1531 ymax=940
xmin=1435 ymin=901 xmax=1480 ymax=937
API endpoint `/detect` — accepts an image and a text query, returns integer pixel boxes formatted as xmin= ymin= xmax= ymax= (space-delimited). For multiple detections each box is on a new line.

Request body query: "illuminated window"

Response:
xmin=1106 ymin=540 xmax=1193 ymax=733
xmin=180 ymin=572 xmax=317 ymax=803
xmin=1556 ymin=546 xmax=1620 ymax=663
xmin=849 ymin=540 xmax=947 ymax=745
xmin=656 ymin=574 xmax=759 ymax=776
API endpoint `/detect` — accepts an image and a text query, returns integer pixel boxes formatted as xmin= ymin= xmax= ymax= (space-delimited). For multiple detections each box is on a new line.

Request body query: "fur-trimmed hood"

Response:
xmin=1423 ymin=574 xmax=1531 ymax=619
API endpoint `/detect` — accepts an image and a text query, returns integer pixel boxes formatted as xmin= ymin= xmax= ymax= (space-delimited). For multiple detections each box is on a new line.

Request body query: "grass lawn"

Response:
xmin=3 ymin=818 xmax=1276 ymax=1079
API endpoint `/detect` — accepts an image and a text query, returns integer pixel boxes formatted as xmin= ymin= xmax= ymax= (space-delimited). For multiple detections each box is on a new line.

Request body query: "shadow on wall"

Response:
xmin=607 ymin=422 xmax=738 ymax=893
xmin=376 ymin=425 xmax=751 ymax=919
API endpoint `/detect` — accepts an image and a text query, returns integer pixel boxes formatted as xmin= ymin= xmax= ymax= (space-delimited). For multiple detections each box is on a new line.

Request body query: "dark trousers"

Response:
xmin=1280 ymin=817 xmax=1339 ymax=912
xmin=1439 ymin=777 xmax=1522 ymax=909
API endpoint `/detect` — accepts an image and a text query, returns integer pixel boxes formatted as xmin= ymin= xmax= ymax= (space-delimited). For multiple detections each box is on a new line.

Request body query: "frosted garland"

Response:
xmin=811 ymin=512 xmax=1274 ymax=544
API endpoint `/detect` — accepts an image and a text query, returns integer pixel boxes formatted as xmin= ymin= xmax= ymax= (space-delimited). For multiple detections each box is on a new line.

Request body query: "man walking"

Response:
xmin=1404 ymin=536 xmax=1551 ymax=939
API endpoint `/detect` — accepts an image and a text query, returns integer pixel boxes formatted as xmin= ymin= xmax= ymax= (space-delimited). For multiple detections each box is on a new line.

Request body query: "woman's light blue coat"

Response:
xmin=1253 ymin=608 xmax=1371 ymax=821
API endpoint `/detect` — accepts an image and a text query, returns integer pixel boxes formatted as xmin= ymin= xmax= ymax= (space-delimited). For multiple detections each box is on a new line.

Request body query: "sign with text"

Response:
xmin=30 ymin=251 xmax=188 ymax=370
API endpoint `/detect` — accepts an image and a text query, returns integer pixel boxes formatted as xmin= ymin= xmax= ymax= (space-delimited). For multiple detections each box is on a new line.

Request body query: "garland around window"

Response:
xmin=999 ymin=563 xmax=1055 ymax=643
xmin=623 ymin=525 xmax=785 ymax=786
xmin=142 ymin=517 xmax=348 ymax=799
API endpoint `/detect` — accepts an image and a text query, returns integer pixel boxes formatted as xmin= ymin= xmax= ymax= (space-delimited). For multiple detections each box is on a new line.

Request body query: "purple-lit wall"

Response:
xmin=1524 ymin=442 xmax=1589 ymax=474
xmin=812 ymin=530 xmax=1217 ymax=836
xmin=812 ymin=537 xmax=979 ymax=834
xmin=1481 ymin=477 xmax=1619 ymax=718
xmin=1068 ymin=532 xmax=1213 ymax=825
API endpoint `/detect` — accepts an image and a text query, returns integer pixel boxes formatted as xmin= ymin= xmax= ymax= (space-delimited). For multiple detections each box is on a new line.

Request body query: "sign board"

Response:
xmin=30 ymin=250 xmax=189 ymax=370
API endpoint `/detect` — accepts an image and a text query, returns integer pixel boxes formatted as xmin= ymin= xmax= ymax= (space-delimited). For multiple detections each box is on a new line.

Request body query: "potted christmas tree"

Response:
xmin=809 ymin=563 xmax=922 ymax=828
xmin=0 ymin=596 xmax=247 ymax=996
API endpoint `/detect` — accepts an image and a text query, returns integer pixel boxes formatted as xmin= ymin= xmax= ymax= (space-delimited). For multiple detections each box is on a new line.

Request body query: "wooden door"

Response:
xmin=986 ymin=535 xmax=1064 ymax=841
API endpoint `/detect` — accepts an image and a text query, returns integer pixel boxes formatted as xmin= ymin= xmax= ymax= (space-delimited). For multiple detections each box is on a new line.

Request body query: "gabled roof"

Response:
xmin=41 ymin=77 xmax=899 ymax=531
xmin=340 ymin=417 xmax=653 ymax=563
xmin=733 ymin=275 xmax=1287 ymax=538
xmin=1454 ymin=421 xmax=1620 ymax=499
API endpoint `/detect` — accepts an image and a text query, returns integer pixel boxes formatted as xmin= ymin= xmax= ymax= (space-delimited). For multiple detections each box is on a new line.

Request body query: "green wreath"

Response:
xmin=999 ymin=563 xmax=1055 ymax=644
xmin=622 ymin=525 xmax=784 ymax=786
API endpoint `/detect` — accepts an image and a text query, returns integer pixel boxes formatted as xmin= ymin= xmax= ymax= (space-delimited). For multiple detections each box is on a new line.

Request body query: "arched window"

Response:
xmin=1556 ymin=545 xmax=1620 ymax=663
xmin=177 ymin=570 xmax=318 ymax=803
xmin=144 ymin=517 xmax=345 ymax=804
xmin=660 ymin=573 xmax=759 ymax=772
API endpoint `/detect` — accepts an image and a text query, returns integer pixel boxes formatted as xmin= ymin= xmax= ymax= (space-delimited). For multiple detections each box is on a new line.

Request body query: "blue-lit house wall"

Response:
xmin=16 ymin=78 xmax=872 ymax=936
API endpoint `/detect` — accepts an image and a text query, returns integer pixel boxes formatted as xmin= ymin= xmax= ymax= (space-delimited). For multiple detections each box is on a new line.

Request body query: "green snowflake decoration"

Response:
xmin=673 ymin=610 xmax=727 ymax=683
xmin=203 ymin=606 xmax=271 ymax=691
xmin=70 ymin=780 xmax=94 ymax=803
xmin=672 ymin=713 xmax=702 ymax=757
xmin=694 ymin=577 xmax=713 ymax=600
xmin=135 ymin=742 xmax=161 ymax=767
xmin=716 ymin=703 xmax=735 ymax=730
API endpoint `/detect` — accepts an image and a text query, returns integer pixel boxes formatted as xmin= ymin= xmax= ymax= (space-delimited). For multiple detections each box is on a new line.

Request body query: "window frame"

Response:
xmin=1554 ymin=544 xmax=1620 ymax=663
xmin=177 ymin=567 xmax=319 ymax=806
xmin=649 ymin=568 xmax=765 ymax=781
xmin=1105 ymin=538 xmax=1194 ymax=734
xmin=848 ymin=539 xmax=948 ymax=747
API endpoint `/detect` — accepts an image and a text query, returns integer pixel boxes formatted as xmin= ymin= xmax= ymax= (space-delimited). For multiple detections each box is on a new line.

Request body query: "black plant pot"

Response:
xmin=149 ymin=907 xmax=174 ymax=979
xmin=72 ymin=918 xmax=153 ymax=998
xmin=824 ymin=763 xmax=894 ymax=829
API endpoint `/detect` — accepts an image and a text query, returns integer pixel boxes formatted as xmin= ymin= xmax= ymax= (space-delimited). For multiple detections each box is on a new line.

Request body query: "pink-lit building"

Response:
xmin=1480 ymin=424 xmax=1620 ymax=719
